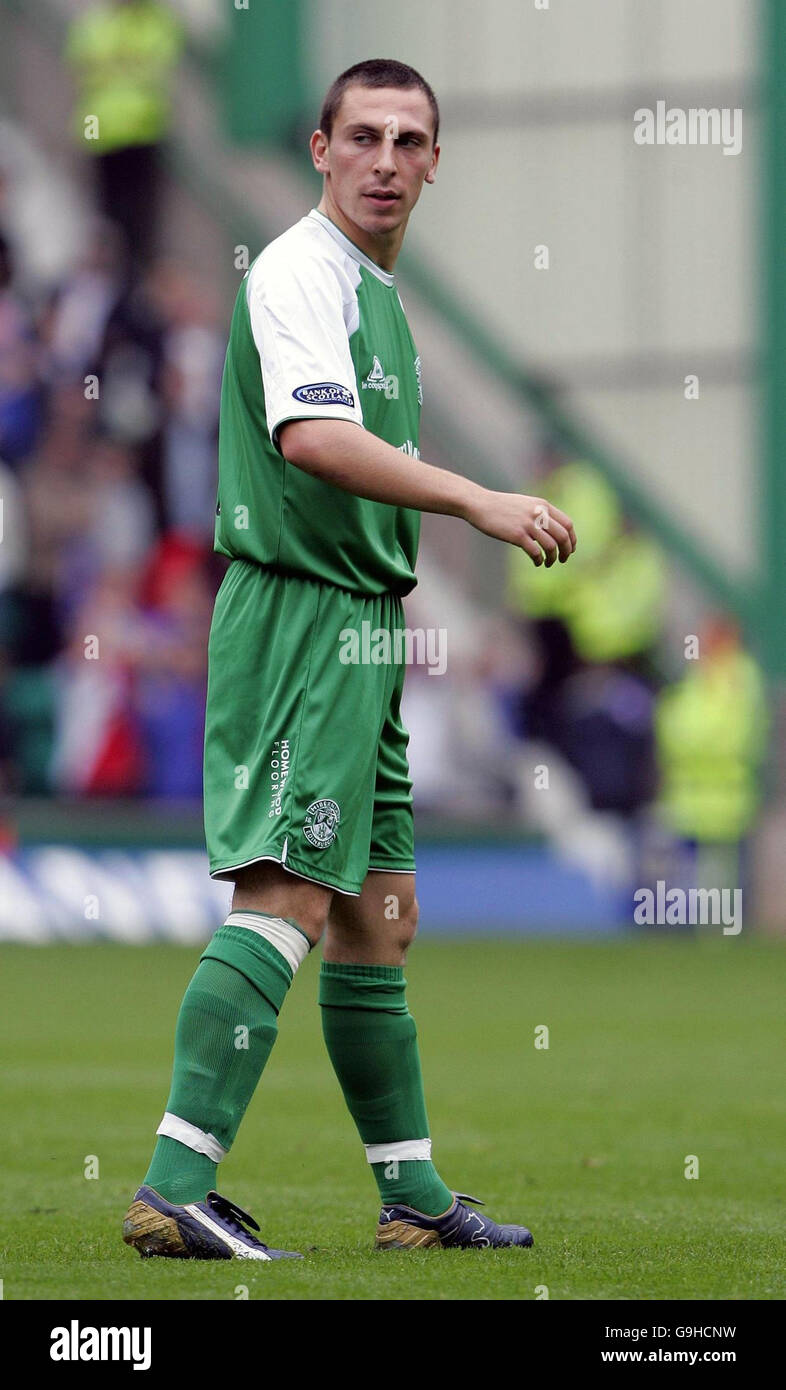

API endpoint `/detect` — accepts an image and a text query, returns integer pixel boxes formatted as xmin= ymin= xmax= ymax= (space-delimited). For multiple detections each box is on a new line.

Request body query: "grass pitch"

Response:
xmin=1 ymin=935 xmax=784 ymax=1301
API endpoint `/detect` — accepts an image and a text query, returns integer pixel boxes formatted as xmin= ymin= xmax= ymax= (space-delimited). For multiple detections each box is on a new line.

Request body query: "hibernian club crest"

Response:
xmin=303 ymin=798 xmax=341 ymax=849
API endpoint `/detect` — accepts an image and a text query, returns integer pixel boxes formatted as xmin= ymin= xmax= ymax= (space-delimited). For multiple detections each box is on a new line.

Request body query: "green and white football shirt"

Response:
xmin=215 ymin=207 xmax=423 ymax=596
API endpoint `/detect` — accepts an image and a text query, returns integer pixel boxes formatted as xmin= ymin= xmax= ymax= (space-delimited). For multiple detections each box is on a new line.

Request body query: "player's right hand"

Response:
xmin=464 ymin=489 xmax=577 ymax=567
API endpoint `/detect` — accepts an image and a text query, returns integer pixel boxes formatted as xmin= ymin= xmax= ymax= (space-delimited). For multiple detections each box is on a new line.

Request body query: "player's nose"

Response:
xmin=373 ymin=140 xmax=398 ymax=175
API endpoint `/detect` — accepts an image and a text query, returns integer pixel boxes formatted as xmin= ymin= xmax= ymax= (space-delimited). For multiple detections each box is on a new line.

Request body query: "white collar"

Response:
xmin=308 ymin=208 xmax=396 ymax=287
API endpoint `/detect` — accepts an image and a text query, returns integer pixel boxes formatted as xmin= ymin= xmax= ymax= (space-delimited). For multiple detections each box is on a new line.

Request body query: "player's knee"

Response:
xmin=293 ymin=904 xmax=330 ymax=942
xmin=231 ymin=863 xmax=331 ymax=944
xmin=397 ymin=896 xmax=419 ymax=952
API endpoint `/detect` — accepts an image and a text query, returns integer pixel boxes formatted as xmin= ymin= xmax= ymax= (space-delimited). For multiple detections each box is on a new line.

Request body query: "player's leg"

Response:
xmin=124 ymin=863 xmax=331 ymax=1259
xmin=320 ymin=868 xmax=455 ymax=1218
xmin=318 ymin=638 xmax=533 ymax=1249
xmin=321 ymin=877 xmax=533 ymax=1251
xmin=141 ymin=863 xmax=330 ymax=1207
xmin=124 ymin=565 xmax=350 ymax=1258
xmin=125 ymin=568 xmax=397 ymax=1258
xmin=138 ymin=566 xmax=336 ymax=1211
xmin=318 ymin=628 xmax=454 ymax=1217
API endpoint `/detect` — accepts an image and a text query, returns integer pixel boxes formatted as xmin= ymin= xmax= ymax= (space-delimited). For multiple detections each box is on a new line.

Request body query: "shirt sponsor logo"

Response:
xmin=268 ymin=739 xmax=290 ymax=818
xmin=362 ymin=355 xmax=388 ymax=391
xmin=303 ymin=798 xmax=341 ymax=849
xmin=414 ymin=354 xmax=423 ymax=405
xmin=292 ymin=382 xmax=355 ymax=407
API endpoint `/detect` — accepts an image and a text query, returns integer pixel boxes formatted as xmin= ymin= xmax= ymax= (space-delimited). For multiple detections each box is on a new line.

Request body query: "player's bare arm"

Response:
xmin=279 ymin=416 xmax=576 ymax=567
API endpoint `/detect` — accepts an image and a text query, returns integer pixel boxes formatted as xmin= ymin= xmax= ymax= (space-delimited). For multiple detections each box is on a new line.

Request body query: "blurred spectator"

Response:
xmin=0 ymin=459 xmax=31 ymax=793
xmin=654 ymin=617 xmax=768 ymax=854
xmin=134 ymin=534 xmax=214 ymax=797
xmin=52 ymin=564 xmax=149 ymax=796
xmin=84 ymin=434 xmax=157 ymax=574
xmin=152 ymin=262 xmax=223 ymax=541
xmin=507 ymin=458 xmax=666 ymax=815
xmin=553 ymin=666 xmax=657 ymax=816
xmin=65 ymin=0 xmax=184 ymax=270
xmin=99 ymin=271 xmax=165 ymax=441
xmin=0 ymin=232 xmax=42 ymax=464
xmin=0 ymin=458 xmax=26 ymax=593
xmin=52 ymin=534 xmax=215 ymax=798
xmin=42 ymin=216 xmax=129 ymax=384
xmin=508 ymin=459 xmax=666 ymax=678
xmin=98 ymin=262 xmax=169 ymax=527
xmin=20 ymin=384 xmax=96 ymax=620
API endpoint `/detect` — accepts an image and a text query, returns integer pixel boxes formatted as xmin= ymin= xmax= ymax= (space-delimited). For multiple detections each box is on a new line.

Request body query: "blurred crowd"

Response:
xmin=0 ymin=199 xmax=226 ymax=797
xmin=505 ymin=456 xmax=768 ymax=865
xmin=0 ymin=176 xmax=768 ymax=849
xmin=0 ymin=0 xmax=769 ymax=862
xmin=0 ymin=0 xmax=227 ymax=800
xmin=404 ymin=453 xmax=768 ymax=883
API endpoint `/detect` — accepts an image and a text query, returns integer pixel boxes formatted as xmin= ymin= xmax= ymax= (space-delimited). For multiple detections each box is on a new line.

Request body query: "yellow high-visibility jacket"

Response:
xmin=66 ymin=1 xmax=183 ymax=153
xmin=655 ymin=649 xmax=768 ymax=842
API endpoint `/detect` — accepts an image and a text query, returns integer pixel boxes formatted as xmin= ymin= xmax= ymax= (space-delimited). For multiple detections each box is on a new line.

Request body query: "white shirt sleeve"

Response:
xmin=246 ymin=248 xmax=363 ymax=454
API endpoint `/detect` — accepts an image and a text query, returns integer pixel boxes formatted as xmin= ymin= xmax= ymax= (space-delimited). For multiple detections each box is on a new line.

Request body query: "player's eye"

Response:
xmin=354 ymin=134 xmax=374 ymax=144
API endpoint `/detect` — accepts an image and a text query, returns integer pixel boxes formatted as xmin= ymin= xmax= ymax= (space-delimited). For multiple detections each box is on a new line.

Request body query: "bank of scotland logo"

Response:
xmin=414 ymin=354 xmax=422 ymax=405
xmin=292 ymin=382 xmax=354 ymax=407
xmin=303 ymin=798 xmax=341 ymax=849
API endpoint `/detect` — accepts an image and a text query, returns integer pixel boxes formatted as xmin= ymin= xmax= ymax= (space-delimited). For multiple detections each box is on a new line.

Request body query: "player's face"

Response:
xmin=311 ymin=85 xmax=439 ymax=255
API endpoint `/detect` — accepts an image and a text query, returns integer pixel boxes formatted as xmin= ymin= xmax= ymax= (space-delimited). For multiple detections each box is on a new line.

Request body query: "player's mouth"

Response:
xmin=364 ymin=190 xmax=401 ymax=203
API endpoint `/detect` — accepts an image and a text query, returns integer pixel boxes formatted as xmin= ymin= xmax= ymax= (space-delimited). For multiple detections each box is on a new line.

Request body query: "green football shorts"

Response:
xmin=203 ymin=561 xmax=416 ymax=894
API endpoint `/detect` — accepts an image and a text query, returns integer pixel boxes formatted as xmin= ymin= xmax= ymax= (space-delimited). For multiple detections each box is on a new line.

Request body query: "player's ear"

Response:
xmin=424 ymin=144 xmax=440 ymax=185
xmin=310 ymin=129 xmax=330 ymax=173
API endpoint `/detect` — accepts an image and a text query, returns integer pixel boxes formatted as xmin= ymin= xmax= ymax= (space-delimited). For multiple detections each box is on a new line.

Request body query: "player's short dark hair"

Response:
xmin=319 ymin=59 xmax=440 ymax=146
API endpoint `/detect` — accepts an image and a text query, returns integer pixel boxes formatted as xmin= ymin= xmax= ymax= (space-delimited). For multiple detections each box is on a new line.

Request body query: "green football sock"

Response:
xmin=144 ymin=917 xmax=308 ymax=1204
xmin=319 ymin=961 xmax=454 ymax=1217
xmin=142 ymin=1135 xmax=216 ymax=1208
